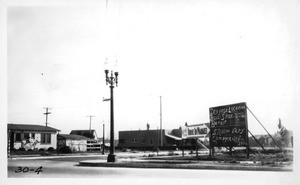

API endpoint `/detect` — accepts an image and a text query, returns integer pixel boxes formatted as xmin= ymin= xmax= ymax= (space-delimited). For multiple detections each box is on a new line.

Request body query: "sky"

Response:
xmin=5 ymin=0 xmax=300 ymax=138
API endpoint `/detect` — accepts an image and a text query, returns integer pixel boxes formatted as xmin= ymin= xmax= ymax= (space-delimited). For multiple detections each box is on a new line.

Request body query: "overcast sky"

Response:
xmin=6 ymin=0 xmax=300 ymax=137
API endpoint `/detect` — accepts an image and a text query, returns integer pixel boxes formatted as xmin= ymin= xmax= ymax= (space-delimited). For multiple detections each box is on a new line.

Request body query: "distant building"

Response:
xmin=118 ymin=125 xmax=211 ymax=150
xmin=57 ymin=134 xmax=89 ymax=152
xmin=249 ymin=131 xmax=293 ymax=148
xmin=70 ymin=130 xmax=100 ymax=151
xmin=118 ymin=129 xmax=182 ymax=150
xmin=7 ymin=123 xmax=60 ymax=152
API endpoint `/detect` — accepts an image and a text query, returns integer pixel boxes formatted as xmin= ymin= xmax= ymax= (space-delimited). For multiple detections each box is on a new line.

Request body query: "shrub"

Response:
xmin=148 ymin=153 xmax=155 ymax=157
xmin=39 ymin=148 xmax=45 ymax=152
xmin=47 ymin=147 xmax=55 ymax=151
xmin=27 ymin=149 xmax=33 ymax=152
xmin=18 ymin=147 xmax=26 ymax=151
xmin=59 ymin=146 xmax=72 ymax=154
xmin=152 ymin=147 xmax=159 ymax=152
xmin=167 ymin=151 xmax=176 ymax=156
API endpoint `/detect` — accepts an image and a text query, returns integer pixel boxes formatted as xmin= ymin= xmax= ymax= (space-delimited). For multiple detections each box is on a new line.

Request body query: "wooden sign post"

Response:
xmin=209 ymin=102 xmax=249 ymax=158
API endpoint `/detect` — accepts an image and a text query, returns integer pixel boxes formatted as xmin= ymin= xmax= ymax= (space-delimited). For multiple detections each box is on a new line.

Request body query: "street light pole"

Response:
xmin=104 ymin=69 xmax=118 ymax=162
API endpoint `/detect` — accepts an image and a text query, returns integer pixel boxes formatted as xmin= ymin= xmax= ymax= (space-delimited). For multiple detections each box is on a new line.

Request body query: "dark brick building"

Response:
xmin=118 ymin=129 xmax=182 ymax=150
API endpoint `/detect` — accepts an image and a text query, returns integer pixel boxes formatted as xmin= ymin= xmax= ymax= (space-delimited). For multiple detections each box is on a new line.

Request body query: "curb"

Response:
xmin=78 ymin=160 xmax=293 ymax=172
xmin=238 ymin=161 xmax=262 ymax=164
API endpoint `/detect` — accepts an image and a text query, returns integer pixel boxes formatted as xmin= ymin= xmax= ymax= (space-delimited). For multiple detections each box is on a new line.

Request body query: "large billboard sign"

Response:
xmin=182 ymin=123 xmax=210 ymax=139
xmin=209 ymin=102 xmax=248 ymax=147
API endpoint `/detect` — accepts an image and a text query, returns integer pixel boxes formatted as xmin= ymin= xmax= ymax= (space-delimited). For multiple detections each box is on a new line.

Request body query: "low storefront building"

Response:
xmin=7 ymin=123 xmax=60 ymax=151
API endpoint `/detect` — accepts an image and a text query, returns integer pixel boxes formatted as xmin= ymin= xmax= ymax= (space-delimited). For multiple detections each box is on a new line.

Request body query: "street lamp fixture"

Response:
xmin=104 ymin=67 xmax=119 ymax=162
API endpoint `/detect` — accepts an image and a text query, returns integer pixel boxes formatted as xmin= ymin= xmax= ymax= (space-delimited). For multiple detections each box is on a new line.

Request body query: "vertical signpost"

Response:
xmin=209 ymin=102 xmax=249 ymax=158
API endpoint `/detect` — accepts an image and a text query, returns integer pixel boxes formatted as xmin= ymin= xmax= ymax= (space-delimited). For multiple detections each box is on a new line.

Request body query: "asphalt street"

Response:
xmin=7 ymin=156 xmax=294 ymax=180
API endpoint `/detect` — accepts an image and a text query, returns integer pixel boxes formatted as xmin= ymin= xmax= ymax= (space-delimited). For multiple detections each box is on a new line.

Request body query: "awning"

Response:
xmin=165 ymin=133 xmax=182 ymax=141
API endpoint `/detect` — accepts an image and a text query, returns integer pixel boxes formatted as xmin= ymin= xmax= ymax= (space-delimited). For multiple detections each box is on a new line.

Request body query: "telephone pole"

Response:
xmin=43 ymin=107 xmax=51 ymax=127
xmin=102 ymin=123 xmax=105 ymax=155
xmin=87 ymin=115 xmax=95 ymax=136
xmin=160 ymin=96 xmax=163 ymax=148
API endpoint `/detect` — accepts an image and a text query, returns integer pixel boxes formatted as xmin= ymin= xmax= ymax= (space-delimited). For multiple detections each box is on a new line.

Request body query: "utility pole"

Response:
xmin=102 ymin=98 xmax=110 ymax=155
xmin=157 ymin=127 xmax=159 ymax=156
xmin=160 ymin=96 xmax=163 ymax=148
xmin=102 ymin=123 xmax=105 ymax=155
xmin=43 ymin=107 xmax=51 ymax=127
xmin=87 ymin=115 xmax=95 ymax=137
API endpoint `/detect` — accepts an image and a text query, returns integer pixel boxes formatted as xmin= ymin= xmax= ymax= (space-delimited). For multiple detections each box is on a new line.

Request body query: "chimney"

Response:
xmin=146 ymin=123 xmax=150 ymax=130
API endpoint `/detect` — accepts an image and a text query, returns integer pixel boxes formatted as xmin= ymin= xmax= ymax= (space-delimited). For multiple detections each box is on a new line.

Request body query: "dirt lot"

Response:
xmin=144 ymin=148 xmax=293 ymax=166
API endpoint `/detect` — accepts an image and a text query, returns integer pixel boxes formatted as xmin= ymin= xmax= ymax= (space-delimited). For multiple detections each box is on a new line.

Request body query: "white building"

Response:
xmin=70 ymin=129 xmax=101 ymax=151
xmin=8 ymin=123 xmax=60 ymax=151
xmin=57 ymin=134 xmax=89 ymax=152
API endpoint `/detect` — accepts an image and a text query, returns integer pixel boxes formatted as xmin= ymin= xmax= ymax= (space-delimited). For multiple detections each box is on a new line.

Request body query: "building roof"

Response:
xmin=70 ymin=130 xmax=97 ymax=139
xmin=119 ymin=129 xmax=182 ymax=141
xmin=7 ymin=123 xmax=60 ymax=132
xmin=119 ymin=129 xmax=167 ymax=133
xmin=58 ymin=134 xmax=90 ymax=140
xmin=71 ymin=129 xmax=96 ymax=132
xmin=165 ymin=133 xmax=182 ymax=141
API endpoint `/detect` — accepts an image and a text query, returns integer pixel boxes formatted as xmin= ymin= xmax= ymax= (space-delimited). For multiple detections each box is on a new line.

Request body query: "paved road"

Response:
xmin=7 ymin=156 xmax=295 ymax=183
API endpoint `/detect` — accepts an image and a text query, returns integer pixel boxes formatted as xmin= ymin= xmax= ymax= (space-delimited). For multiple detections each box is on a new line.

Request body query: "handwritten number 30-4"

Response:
xmin=15 ymin=166 xmax=43 ymax=174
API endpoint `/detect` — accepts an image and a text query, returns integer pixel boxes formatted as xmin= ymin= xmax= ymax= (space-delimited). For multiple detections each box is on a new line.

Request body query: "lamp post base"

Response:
xmin=107 ymin=154 xmax=116 ymax=162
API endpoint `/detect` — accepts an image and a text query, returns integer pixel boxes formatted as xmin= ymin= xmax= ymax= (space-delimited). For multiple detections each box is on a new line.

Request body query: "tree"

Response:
xmin=277 ymin=118 xmax=291 ymax=148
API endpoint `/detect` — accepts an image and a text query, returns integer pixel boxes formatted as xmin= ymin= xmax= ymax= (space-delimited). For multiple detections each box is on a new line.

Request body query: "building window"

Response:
xmin=150 ymin=139 xmax=153 ymax=145
xmin=24 ymin=133 xmax=30 ymax=140
xmin=131 ymin=138 xmax=137 ymax=143
xmin=31 ymin=133 xmax=35 ymax=139
xmin=41 ymin=133 xmax=51 ymax=144
xmin=15 ymin=133 xmax=21 ymax=142
xmin=142 ymin=138 xmax=145 ymax=144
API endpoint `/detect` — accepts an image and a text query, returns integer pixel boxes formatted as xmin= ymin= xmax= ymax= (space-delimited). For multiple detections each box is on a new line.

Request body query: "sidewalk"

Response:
xmin=7 ymin=150 xmax=185 ymax=160
xmin=8 ymin=152 xmax=103 ymax=160
xmin=7 ymin=151 xmax=171 ymax=160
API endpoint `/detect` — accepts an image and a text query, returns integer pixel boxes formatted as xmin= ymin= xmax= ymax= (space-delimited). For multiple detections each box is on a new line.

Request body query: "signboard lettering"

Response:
xmin=209 ymin=102 xmax=248 ymax=147
xmin=182 ymin=123 xmax=210 ymax=139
